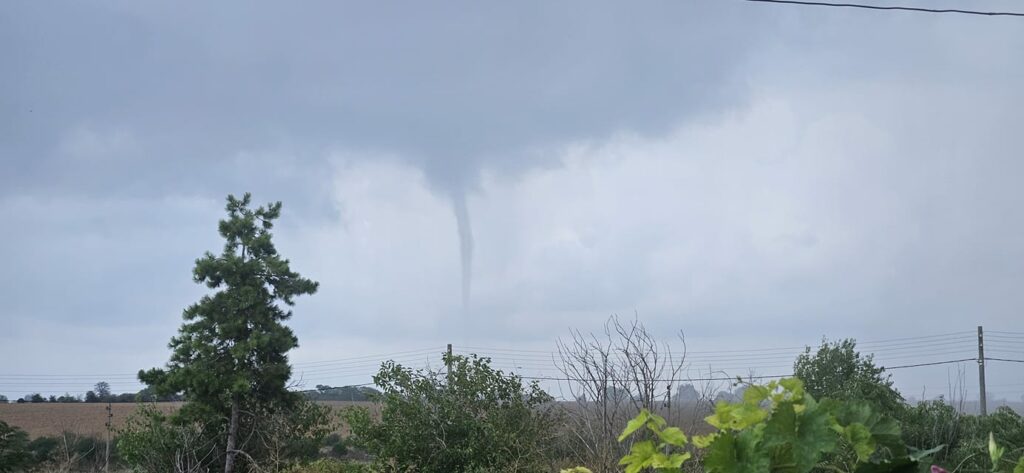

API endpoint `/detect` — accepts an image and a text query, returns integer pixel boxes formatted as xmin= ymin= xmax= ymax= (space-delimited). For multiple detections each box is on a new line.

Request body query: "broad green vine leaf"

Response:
xmin=651 ymin=451 xmax=692 ymax=469
xmin=693 ymin=433 xmax=718 ymax=448
xmin=764 ymin=399 xmax=839 ymax=472
xmin=704 ymin=431 xmax=740 ymax=473
xmin=779 ymin=378 xmax=805 ymax=401
xmin=845 ymin=423 xmax=876 ymax=461
xmin=657 ymin=426 xmax=688 ymax=447
xmin=704 ymin=427 xmax=770 ymax=473
xmin=620 ymin=440 xmax=657 ymax=473
xmin=829 ymin=399 xmax=905 ymax=457
xmin=619 ymin=410 xmax=651 ymax=441
xmin=795 ymin=399 xmax=839 ymax=471
xmin=743 ymin=384 xmax=771 ymax=404
xmin=762 ymin=401 xmax=797 ymax=448
xmin=707 ymin=399 xmax=769 ymax=431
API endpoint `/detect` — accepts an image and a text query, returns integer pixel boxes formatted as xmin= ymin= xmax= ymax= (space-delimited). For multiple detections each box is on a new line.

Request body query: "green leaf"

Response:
xmin=704 ymin=431 xmax=740 ymax=473
xmin=619 ymin=440 xmax=657 ymax=472
xmin=990 ymin=432 xmax=1006 ymax=468
xmin=845 ymin=423 xmax=876 ymax=462
xmin=743 ymin=385 xmax=771 ymax=404
xmin=619 ymin=410 xmax=651 ymax=442
xmin=830 ymin=399 xmax=905 ymax=457
xmin=908 ymin=445 xmax=945 ymax=462
xmin=657 ymin=426 xmax=688 ymax=447
xmin=651 ymin=452 xmax=691 ymax=469
xmin=761 ymin=399 xmax=837 ymax=473
xmin=762 ymin=401 xmax=797 ymax=448
xmin=1013 ymin=455 xmax=1024 ymax=473
xmin=794 ymin=399 xmax=839 ymax=471
xmin=704 ymin=428 xmax=770 ymax=473
xmin=693 ymin=433 xmax=718 ymax=448
xmin=779 ymin=378 xmax=804 ymax=397
xmin=853 ymin=456 xmax=918 ymax=473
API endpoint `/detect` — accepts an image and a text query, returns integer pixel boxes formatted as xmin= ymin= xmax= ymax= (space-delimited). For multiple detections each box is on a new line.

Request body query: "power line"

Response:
xmin=464 ymin=345 xmax=978 ymax=367
xmin=462 ymin=337 xmax=977 ymax=363
xmin=292 ymin=347 xmax=441 ymax=367
xmin=518 ymin=373 xmax=793 ymax=383
xmin=290 ymin=381 xmax=376 ymax=393
xmin=741 ymin=0 xmax=1024 ymax=17
xmin=986 ymin=357 xmax=1024 ymax=364
xmin=293 ymin=355 xmax=438 ymax=375
xmin=881 ymin=358 xmax=977 ymax=370
xmin=856 ymin=331 xmax=976 ymax=345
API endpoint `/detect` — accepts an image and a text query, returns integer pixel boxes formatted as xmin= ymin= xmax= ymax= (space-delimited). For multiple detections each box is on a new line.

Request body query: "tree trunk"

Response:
xmin=224 ymin=396 xmax=241 ymax=473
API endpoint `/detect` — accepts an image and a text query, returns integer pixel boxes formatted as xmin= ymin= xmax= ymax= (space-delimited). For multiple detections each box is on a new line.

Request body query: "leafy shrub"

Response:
xmin=117 ymin=404 xmax=220 ymax=473
xmin=567 ymin=378 xmax=942 ymax=473
xmin=898 ymin=399 xmax=965 ymax=465
xmin=0 ymin=421 xmax=33 ymax=472
xmin=285 ymin=458 xmax=373 ymax=473
xmin=250 ymin=396 xmax=339 ymax=470
xmin=324 ymin=434 xmax=348 ymax=458
xmin=794 ymin=338 xmax=904 ymax=416
xmin=943 ymin=407 xmax=1024 ymax=472
xmin=26 ymin=435 xmax=59 ymax=465
xmin=0 ymin=429 xmax=114 ymax=472
xmin=344 ymin=353 xmax=561 ymax=473
xmin=118 ymin=398 xmax=337 ymax=473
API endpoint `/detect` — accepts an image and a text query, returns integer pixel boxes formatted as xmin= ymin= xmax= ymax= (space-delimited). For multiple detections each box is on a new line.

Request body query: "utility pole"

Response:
xmin=978 ymin=326 xmax=987 ymax=416
xmin=104 ymin=402 xmax=112 ymax=472
xmin=446 ymin=343 xmax=453 ymax=379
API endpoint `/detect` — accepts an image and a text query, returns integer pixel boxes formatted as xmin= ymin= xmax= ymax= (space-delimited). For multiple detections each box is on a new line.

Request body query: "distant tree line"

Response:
xmin=302 ymin=384 xmax=381 ymax=402
xmin=1 ymin=381 xmax=183 ymax=404
xmin=0 ymin=382 xmax=381 ymax=404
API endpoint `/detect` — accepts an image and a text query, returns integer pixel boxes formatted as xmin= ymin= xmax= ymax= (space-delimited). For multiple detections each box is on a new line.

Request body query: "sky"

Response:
xmin=2 ymin=1 xmax=1023 ymax=402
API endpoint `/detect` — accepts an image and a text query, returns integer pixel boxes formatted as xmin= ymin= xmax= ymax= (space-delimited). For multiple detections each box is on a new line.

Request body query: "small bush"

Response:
xmin=286 ymin=458 xmax=372 ymax=473
xmin=117 ymin=404 xmax=220 ymax=473
xmin=0 ymin=421 xmax=33 ymax=472
xmin=569 ymin=378 xmax=944 ymax=473
xmin=944 ymin=407 xmax=1024 ymax=472
xmin=324 ymin=434 xmax=349 ymax=458
xmin=899 ymin=399 xmax=965 ymax=465
xmin=344 ymin=353 xmax=561 ymax=473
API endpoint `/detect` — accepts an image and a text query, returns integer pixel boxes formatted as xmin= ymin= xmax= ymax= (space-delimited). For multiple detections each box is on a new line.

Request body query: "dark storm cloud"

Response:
xmin=1 ymin=0 xmax=775 ymax=313
xmin=1 ymin=1 xmax=764 ymax=199
xmin=3 ymin=0 xmax=1024 ymax=400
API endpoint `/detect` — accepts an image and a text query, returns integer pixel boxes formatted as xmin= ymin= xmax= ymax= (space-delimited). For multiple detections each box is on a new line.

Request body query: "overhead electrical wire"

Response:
xmin=741 ymin=0 xmax=1024 ymax=17
xmin=986 ymin=357 xmax=1024 ymax=364
xmin=292 ymin=347 xmax=440 ymax=367
xmin=2 ymin=331 xmax=1020 ymax=395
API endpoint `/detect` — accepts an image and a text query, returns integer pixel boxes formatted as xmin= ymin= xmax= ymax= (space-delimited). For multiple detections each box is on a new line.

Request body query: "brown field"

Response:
xmin=0 ymin=401 xmax=376 ymax=438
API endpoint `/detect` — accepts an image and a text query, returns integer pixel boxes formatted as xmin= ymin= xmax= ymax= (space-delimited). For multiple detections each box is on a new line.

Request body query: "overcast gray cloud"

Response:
xmin=2 ymin=1 xmax=1023 ymax=401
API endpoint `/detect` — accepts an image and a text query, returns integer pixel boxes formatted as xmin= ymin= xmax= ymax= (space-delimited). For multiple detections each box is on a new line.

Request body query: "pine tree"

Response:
xmin=140 ymin=193 xmax=318 ymax=473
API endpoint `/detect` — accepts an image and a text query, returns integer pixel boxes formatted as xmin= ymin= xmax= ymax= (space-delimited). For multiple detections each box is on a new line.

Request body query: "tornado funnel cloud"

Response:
xmin=451 ymin=192 xmax=473 ymax=313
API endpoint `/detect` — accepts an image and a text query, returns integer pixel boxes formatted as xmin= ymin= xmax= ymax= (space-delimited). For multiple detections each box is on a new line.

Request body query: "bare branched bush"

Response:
xmin=555 ymin=315 xmax=695 ymax=473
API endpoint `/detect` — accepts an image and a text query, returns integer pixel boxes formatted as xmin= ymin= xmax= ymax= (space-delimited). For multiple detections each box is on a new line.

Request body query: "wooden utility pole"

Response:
xmin=104 ymin=402 xmax=112 ymax=472
xmin=446 ymin=343 xmax=453 ymax=379
xmin=978 ymin=326 xmax=987 ymax=416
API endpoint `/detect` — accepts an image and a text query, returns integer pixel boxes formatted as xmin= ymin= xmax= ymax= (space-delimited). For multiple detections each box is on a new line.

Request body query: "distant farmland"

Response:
xmin=5 ymin=399 xmax=1019 ymax=440
xmin=0 ymin=401 xmax=375 ymax=438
